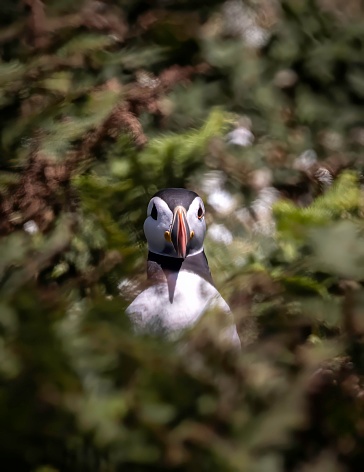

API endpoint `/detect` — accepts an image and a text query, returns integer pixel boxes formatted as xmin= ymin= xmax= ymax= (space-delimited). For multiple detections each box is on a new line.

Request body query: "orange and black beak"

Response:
xmin=170 ymin=206 xmax=190 ymax=259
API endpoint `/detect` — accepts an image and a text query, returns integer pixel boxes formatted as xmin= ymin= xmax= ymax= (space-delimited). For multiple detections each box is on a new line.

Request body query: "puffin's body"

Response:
xmin=126 ymin=188 xmax=240 ymax=347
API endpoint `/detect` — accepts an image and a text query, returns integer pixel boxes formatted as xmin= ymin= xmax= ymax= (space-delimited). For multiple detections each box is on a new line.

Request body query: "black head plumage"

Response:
xmin=152 ymin=188 xmax=199 ymax=212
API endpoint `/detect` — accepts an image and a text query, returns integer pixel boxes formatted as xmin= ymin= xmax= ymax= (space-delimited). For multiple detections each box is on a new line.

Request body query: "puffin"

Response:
xmin=126 ymin=188 xmax=241 ymax=348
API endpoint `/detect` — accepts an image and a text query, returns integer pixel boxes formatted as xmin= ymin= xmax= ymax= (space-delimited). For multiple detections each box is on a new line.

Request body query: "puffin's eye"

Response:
xmin=151 ymin=203 xmax=158 ymax=220
xmin=197 ymin=206 xmax=204 ymax=219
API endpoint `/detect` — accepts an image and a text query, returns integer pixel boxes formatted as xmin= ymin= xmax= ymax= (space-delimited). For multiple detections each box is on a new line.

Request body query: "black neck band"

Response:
xmin=147 ymin=251 xmax=214 ymax=287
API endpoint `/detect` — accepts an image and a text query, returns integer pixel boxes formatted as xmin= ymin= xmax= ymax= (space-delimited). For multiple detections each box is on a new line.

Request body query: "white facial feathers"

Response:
xmin=146 ymin=197 xmax=172 ymax=227
xmin=143 ymin=195 xmax=206 ymax=257
xmin=186 ymin=196 xmax=206 ymax=255
xmin=144 ymin=197 xmax=172 ymax=254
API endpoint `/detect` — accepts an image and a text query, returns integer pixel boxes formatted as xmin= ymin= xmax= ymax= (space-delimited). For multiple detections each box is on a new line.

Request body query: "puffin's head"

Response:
xmin=144 ymin=188 xmax=206 ymax=259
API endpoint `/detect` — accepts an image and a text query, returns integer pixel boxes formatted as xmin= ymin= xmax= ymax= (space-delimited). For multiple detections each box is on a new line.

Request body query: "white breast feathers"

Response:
xmin=126 ymin=271 xmax=240 ymax=348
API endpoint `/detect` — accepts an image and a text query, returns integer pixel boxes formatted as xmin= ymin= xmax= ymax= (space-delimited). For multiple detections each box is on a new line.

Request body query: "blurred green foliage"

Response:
xmin=1 ymin=0 xmax=364 ymax=471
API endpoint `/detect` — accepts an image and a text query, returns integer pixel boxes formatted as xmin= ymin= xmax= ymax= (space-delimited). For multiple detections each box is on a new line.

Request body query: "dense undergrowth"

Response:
xmin=1 ymin=0 xmax=364 ymax=471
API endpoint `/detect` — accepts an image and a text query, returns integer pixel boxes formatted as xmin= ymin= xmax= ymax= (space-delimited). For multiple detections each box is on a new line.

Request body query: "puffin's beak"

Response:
xmin=171 ymin=206 xmax=190 ymax=258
